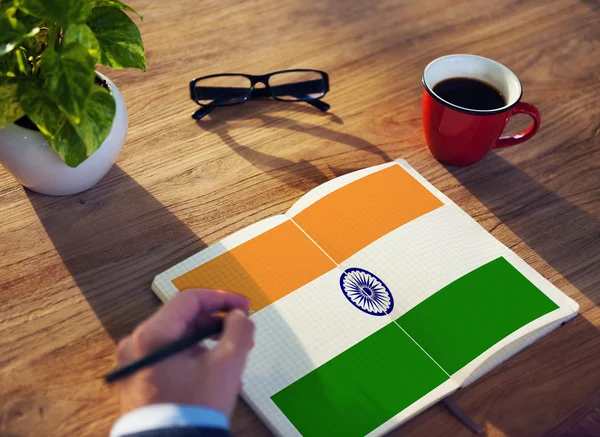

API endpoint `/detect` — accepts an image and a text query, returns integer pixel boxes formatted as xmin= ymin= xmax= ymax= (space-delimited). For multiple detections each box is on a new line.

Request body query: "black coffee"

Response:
xmin=433 ymin=77 xmax=505 ymax=110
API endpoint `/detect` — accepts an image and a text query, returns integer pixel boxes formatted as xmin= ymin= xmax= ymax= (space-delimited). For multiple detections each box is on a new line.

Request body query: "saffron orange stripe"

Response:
xmin=171 ymin=220 xmax=336 ymax=312
xmin=293 ymin=165 xmax=444 ymax=263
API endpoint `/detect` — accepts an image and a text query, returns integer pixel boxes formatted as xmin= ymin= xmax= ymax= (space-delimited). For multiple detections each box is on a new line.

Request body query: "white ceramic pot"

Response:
xmin=0 ymin=72 xmax=127 ymax=196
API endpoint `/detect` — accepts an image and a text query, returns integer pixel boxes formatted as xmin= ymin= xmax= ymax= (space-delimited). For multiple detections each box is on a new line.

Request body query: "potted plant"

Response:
xmin=0 ymin=0 xmax=145 ymax=195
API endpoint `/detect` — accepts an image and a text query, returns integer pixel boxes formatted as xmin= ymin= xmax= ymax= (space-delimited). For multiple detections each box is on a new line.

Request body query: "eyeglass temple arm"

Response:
xmin=192 ymin=80 xmax=326 ymax=100
xmin=192 ymin=104 xmax=215 ymax=120
xmin=306 ymin=99 xmax=330 ymax=112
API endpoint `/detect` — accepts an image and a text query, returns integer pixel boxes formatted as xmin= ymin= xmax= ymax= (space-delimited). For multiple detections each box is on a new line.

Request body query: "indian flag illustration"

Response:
xmin=161 ymin=162 xmax=569 ymax=437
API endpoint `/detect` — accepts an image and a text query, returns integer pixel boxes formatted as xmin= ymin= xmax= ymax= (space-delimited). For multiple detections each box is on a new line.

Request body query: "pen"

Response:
xmin=105 ymin=316 xmax=229 ymax=384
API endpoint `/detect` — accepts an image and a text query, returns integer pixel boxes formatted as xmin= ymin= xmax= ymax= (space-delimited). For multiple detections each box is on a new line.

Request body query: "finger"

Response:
xmin=116 ymin=335 xmax=134 ymax=365
xmin=191 ymin=314 xmax=224 ymax=333
xmin=187 ymin=342 xmax=208 ymax=358
xmin=133 ymin=289 xmax=249 ymax=353
xmin=214 ymin=310 xmax=255 ymax=360
xmin=195 ymin=314 xmax=227 ymax=342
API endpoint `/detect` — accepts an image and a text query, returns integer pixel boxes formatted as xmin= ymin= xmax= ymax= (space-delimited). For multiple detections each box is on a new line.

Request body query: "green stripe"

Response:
xmin=397 ymin=257 xmax=559 ymax=374
xmin=271 ymin=322 xmax=448 ymax=437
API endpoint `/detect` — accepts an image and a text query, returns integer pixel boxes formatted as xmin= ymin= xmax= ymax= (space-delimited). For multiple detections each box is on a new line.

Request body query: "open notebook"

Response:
xmin=153 ymin=159 xmax=578 ymax=437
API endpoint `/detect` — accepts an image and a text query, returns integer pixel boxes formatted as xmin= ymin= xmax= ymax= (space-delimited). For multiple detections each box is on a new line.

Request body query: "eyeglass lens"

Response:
xmin=194 ymin=75 xmax=252 ymax=106
xmin=268 ymin=71 xmax=326 ymax=101
xmin=194 ymin=71 xmax=326 ymax=106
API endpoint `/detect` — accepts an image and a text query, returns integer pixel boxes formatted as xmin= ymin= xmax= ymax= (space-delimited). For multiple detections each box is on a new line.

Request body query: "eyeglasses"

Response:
xmin=189 ymin=69 xmax=330 ymax=120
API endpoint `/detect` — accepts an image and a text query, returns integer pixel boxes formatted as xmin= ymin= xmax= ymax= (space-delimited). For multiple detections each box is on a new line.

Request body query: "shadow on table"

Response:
xmin=446 ymin=153 xmax=600 ymax=305
xmin=25 ymin=164 xmax=307 ymax=435
xmin=25 ymin=165 xmax=208 ymax=340
xmin=195 ymin=100 xmax=392 ymax=191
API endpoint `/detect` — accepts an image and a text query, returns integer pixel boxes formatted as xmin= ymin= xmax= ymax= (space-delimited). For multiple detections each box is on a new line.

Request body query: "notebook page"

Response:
xmin=396 ymin=161 xmax=578 ymax=386
xmin=268 ymin=163 xmax=459 ymax=435
xmin=276 ymin=160 xmax=577 ymax=433
xmin=289 ymin=160 xmax=577 ymax=384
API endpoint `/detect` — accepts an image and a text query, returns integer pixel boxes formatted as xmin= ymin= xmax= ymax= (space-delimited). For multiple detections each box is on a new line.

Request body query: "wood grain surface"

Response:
xmin=1 ymin=0 xmax=599 ymax=436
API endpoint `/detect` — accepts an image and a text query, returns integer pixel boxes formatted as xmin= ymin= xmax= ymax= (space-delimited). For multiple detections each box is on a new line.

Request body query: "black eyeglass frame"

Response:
xmin=189 ymin=69 xmax=330 ymax=119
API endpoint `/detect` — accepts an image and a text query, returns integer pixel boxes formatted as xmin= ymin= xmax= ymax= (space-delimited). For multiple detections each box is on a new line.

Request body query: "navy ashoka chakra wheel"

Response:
xmin=339 ymin=268 xmax=394 ymax=316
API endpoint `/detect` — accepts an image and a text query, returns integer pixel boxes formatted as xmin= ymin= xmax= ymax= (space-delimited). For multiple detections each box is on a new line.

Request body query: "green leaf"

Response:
xmin=89 ymin=7 xmax=145 ymax=71
xmin=18 ymin=0 xmax=91 ymax=26
xmin=14 ymin=8 xmax=45 ymax=27
xmin=0 ymin=1 xmax=18 ymax=16
xmin=18 ymin=81 xmax=66 ymax=138
xmin=0 ymin=12 xmax=39 ymax=55
xmin=0 ymin=78 xmax=24 ymax=126
xmin=40 ymin=43 xmax=95 ymax=124
xmin=19 ymin=81 xmax=116 ymax=167
xmin=63 ymin=23 xmax=100 ymax=63
xmin=70 ymin=85 xmax=115 ymax=157
xmin=0 ymin=46 xmax=30 ymax=76
xmin=91 ymin=0 xmax=142 ymax=20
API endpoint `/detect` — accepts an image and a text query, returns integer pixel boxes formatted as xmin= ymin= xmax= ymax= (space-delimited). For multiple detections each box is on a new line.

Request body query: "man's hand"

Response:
xmin=115 ymin=289 xmax=254 ymax=416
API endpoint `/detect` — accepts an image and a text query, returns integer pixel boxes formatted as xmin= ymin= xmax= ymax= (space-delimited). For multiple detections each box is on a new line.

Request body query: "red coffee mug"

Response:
xmin=422 ymin=54 xmax=541 ymax=166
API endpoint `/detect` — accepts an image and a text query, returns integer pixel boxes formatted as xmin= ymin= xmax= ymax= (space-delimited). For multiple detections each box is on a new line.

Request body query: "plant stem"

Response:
xmin=48 ymin=24 xmax=60 ymax=50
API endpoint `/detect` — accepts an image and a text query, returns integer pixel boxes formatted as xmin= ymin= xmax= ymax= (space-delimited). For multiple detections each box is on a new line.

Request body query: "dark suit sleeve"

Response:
xmin=121 ymin=427 xmax=231 ymax=437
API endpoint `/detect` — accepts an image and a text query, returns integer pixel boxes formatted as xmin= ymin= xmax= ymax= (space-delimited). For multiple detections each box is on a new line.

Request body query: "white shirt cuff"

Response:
xmin=110 ymin=404 xmax=229 ymax=437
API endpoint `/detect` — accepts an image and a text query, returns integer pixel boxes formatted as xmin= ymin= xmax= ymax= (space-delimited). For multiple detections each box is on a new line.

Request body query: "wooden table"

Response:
xmin=1 ymin=0 xmax=599 ymax=435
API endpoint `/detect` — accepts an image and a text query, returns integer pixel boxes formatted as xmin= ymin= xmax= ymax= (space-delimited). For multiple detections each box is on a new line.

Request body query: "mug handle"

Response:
xmin=493 ymin=102 xmax=541 ymax=149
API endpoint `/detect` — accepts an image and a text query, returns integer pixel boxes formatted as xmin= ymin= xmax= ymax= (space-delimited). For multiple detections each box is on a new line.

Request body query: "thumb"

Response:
xmin=215 ymin=310 xmax=255 ymax=361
